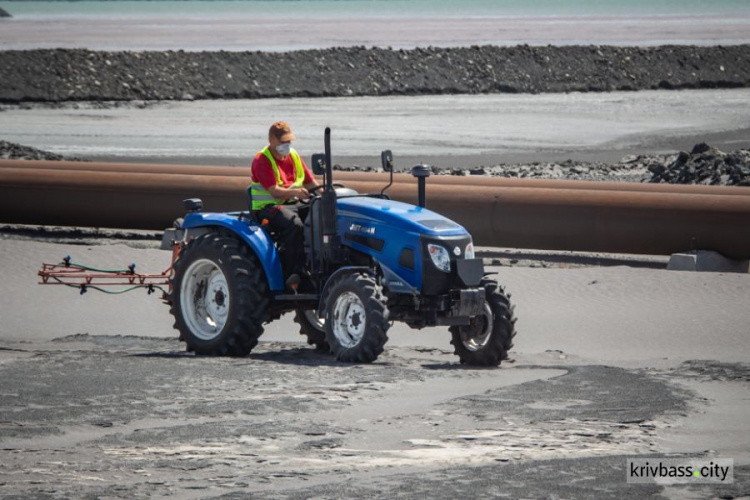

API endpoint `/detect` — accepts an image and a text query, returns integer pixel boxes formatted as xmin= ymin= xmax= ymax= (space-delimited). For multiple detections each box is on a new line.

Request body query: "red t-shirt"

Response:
xmin=251 ymin=150 xmax=316 ymax=190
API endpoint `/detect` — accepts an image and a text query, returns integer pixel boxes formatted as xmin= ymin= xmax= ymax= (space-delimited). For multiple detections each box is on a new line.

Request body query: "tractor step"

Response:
xmin=274 ymin=293 xmax=319 ymax=302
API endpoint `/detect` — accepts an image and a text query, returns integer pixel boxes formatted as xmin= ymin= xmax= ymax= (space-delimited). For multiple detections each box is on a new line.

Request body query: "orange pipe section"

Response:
xmin=2 ymin=166 xmax=750 ymax=259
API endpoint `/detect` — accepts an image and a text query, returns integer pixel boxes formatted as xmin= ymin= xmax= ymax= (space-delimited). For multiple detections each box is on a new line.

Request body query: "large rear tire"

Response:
xmin=324 ymin=273 xmax=389 ymax=363
xmin=294 ymin=309 xmax=329 ymax=352
xmin=170 ymin=232 xmax=269 ymax=356
xmin=450 ymin=279 xmax=517 ymax=366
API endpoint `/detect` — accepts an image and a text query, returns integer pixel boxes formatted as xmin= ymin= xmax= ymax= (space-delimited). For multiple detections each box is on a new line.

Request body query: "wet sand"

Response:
xmin=1 ymin=234 xmax=748 ymax=497
xmin=3 ymin=90 xmax=750 ymax=167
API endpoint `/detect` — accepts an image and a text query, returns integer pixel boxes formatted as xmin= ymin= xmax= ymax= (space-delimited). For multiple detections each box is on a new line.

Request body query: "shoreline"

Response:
xmin=2 ymin=45 xmax=749 ymax=103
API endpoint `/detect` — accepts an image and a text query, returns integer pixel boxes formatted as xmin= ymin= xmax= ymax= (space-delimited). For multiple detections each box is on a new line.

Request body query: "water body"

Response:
xmin=1 ymin=0 xmax=749 ymax=50
xmin=5 ymin=0 xmax=750 ymax=19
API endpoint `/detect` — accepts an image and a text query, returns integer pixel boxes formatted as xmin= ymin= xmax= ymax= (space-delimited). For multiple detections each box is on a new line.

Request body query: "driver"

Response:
xmin=250 ymin=121 xmax=319 ymax=288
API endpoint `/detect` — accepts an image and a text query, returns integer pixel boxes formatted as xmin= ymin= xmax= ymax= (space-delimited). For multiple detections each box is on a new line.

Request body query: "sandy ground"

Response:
xmin=3 ymin=90 xmax=750 ymax=167
xmin=1 ymin=233 xmax=749 ymax=498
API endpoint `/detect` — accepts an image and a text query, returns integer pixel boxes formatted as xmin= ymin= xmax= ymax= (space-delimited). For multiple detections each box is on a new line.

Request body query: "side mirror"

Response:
xmin=381 ymin=150 xmax=393 ymax=173
xmin=311 ymin=153 xmax=326 ymax=176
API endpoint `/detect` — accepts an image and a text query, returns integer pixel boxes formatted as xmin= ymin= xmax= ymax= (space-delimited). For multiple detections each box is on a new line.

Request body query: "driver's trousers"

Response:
xmin=255 ymin=203 xmax=309 ymax=279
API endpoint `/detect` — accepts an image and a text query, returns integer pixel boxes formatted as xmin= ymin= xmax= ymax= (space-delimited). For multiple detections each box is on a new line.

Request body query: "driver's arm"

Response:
xmin=268 ymin=184 xmax=310 ymax=201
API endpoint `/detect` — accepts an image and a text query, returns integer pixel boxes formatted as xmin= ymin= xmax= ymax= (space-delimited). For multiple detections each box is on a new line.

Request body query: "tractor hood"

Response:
xmin=337 ymin=197 xmax=467 ymax=237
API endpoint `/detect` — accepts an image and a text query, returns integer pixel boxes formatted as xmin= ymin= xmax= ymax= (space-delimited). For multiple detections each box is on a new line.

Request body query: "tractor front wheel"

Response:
xmin=324 ymin=273 xmax=389 ymax=363
xmin=450 ymin=279 xmax=517 ymax=366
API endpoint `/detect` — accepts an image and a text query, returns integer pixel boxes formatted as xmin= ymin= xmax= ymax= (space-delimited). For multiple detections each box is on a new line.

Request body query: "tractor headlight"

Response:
xmin=427 ymin=244 xmax=451 ymax=273
xmin=465 ymin=242 xmax=475 ymax=259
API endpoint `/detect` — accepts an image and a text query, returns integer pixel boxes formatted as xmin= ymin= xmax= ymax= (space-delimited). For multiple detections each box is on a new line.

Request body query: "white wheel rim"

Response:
xmin=180 ymin=258 xmax=230 ymax=341
xmin=304 ymin=309 xmax=325 ymax=330
xmin=462 ymin=302 xmax=493 ymax=352
xmin=331 ymin=291 xmax=366 ymax=348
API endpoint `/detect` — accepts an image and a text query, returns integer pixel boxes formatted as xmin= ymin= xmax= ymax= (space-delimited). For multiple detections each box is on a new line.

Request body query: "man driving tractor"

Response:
xmin=250 ymin=121 xmax=319 ymax=289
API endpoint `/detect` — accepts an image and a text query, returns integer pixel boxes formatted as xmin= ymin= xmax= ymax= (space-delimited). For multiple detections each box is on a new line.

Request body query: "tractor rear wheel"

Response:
xmin=170 ymin=231 xmax=269 ymax=356
xmin=324 ymin=273 xmax=389 ymax=363
xmin=450 ymin=278 xmax=517 ymax=366
xmin=294 ymin=309 xmax=329 ymax=352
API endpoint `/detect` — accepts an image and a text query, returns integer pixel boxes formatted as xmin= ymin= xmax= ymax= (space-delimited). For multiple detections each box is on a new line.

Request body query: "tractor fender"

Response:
xmin=181 ymin=213 xmax=284 ymax=291
xmin=317 ymin=266 xmax=372 ymax=318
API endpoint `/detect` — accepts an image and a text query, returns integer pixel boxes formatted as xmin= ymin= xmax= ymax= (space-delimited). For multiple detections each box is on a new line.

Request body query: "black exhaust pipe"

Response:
xmin=321 ymin=127 xmax=340 ymax=263
xmin=411 ymin=163 xmax=431 ymax=208
xmin=324 ymin=127 xmax=333 ymax=192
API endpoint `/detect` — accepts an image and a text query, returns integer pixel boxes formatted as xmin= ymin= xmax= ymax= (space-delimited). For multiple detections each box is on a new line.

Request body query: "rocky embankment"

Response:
xmin=1 ymin=45 xmax=749 ymax=103
xmin=425 ymin=143 xmax=750 ymax=186
xmin=0 ymin=7 xmax=12 ymax=18
xmin=647 ymin=142 xmax=750 ymax=186
xmin=0 ymin=140 xmax=86 ymax=161
xmin=5 ymin=139 xmax=747 ymax=186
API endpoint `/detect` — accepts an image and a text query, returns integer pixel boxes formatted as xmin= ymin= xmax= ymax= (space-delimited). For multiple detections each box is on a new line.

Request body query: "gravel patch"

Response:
xmin=380 ymin=143 xmax=750 ymax=185
xmin=0 ymin=140 xmax=86 ymax=161
xmin=1 ymin=45 xmax=749 ymax=103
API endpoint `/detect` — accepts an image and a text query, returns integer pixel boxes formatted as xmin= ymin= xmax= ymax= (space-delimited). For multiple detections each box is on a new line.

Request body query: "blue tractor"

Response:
xmin=167 ymin=128 xmax=517 ymax=365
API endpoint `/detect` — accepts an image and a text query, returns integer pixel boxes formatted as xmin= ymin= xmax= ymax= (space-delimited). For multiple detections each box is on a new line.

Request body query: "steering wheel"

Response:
xmin=298 ymin=183 xmax=346 ymax=204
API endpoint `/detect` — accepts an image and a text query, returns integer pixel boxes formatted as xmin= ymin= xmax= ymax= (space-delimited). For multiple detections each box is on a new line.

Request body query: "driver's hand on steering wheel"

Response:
xmin=296 ymin=188 xmax=311 ymax=200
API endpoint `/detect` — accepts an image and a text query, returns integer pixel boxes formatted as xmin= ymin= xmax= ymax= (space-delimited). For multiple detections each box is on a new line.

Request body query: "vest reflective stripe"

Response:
xmin=251 ymin=147 xmax=305 ymax=210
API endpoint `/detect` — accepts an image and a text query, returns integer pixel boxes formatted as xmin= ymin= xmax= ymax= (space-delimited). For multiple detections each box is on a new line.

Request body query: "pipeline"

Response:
xmin=2 ymin=163 xmax=750 ymax=259
xmin=3 ymin=159 xmax=750 ymax=197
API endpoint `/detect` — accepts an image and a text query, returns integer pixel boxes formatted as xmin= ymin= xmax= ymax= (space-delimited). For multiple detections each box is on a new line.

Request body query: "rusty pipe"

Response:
xmin=0 ymin=167 xmax=249 ymax=230
xmin=3 ymin=159 xmax=750 ymax=197
xmin=2 ymin=167 xmax=750 ymax=259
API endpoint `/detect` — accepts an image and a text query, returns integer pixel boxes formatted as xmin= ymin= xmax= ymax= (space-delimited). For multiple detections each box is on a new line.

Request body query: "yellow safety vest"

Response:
xmin=250 ymin=146 xmax=305 ymax=210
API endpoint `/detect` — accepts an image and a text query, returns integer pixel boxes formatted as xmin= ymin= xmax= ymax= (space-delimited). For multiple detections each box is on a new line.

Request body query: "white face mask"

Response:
xmin=276 ymin=143 xmax=292 ymax=156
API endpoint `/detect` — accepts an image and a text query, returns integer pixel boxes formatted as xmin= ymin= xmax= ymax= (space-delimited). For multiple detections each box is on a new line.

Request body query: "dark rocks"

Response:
xmin=691 ymin=142 xmax=712 ymax=155
xmin=647 ymin=144 xmax=750 ymax=186
xmin=0 ymin=140 xmax=86 ymax=161
xmin=0 ymin=7 xmax=11 ymax=18
xmin=432 ymin=159 xmax=650 ymax=182
xmin=332 ymin=163 xmax=375 ymax=172
xmin=428 ymin=144 xmax=750 ymax=185
xmin=647 ymin=163 xmax=666 ymax=176
xmin=1 ymin=45 xmax=750 ymax=103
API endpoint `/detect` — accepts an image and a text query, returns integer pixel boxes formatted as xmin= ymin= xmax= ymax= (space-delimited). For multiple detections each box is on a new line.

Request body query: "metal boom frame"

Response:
xmin=38 ymin=245 xmax=180 ymax=296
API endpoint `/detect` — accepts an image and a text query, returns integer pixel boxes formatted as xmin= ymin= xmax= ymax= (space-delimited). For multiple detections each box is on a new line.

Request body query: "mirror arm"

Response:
xmin=380 ymin=167 xmax=393 ymax=198
xmin=380 ymin=150 xmax=394 ymax=198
